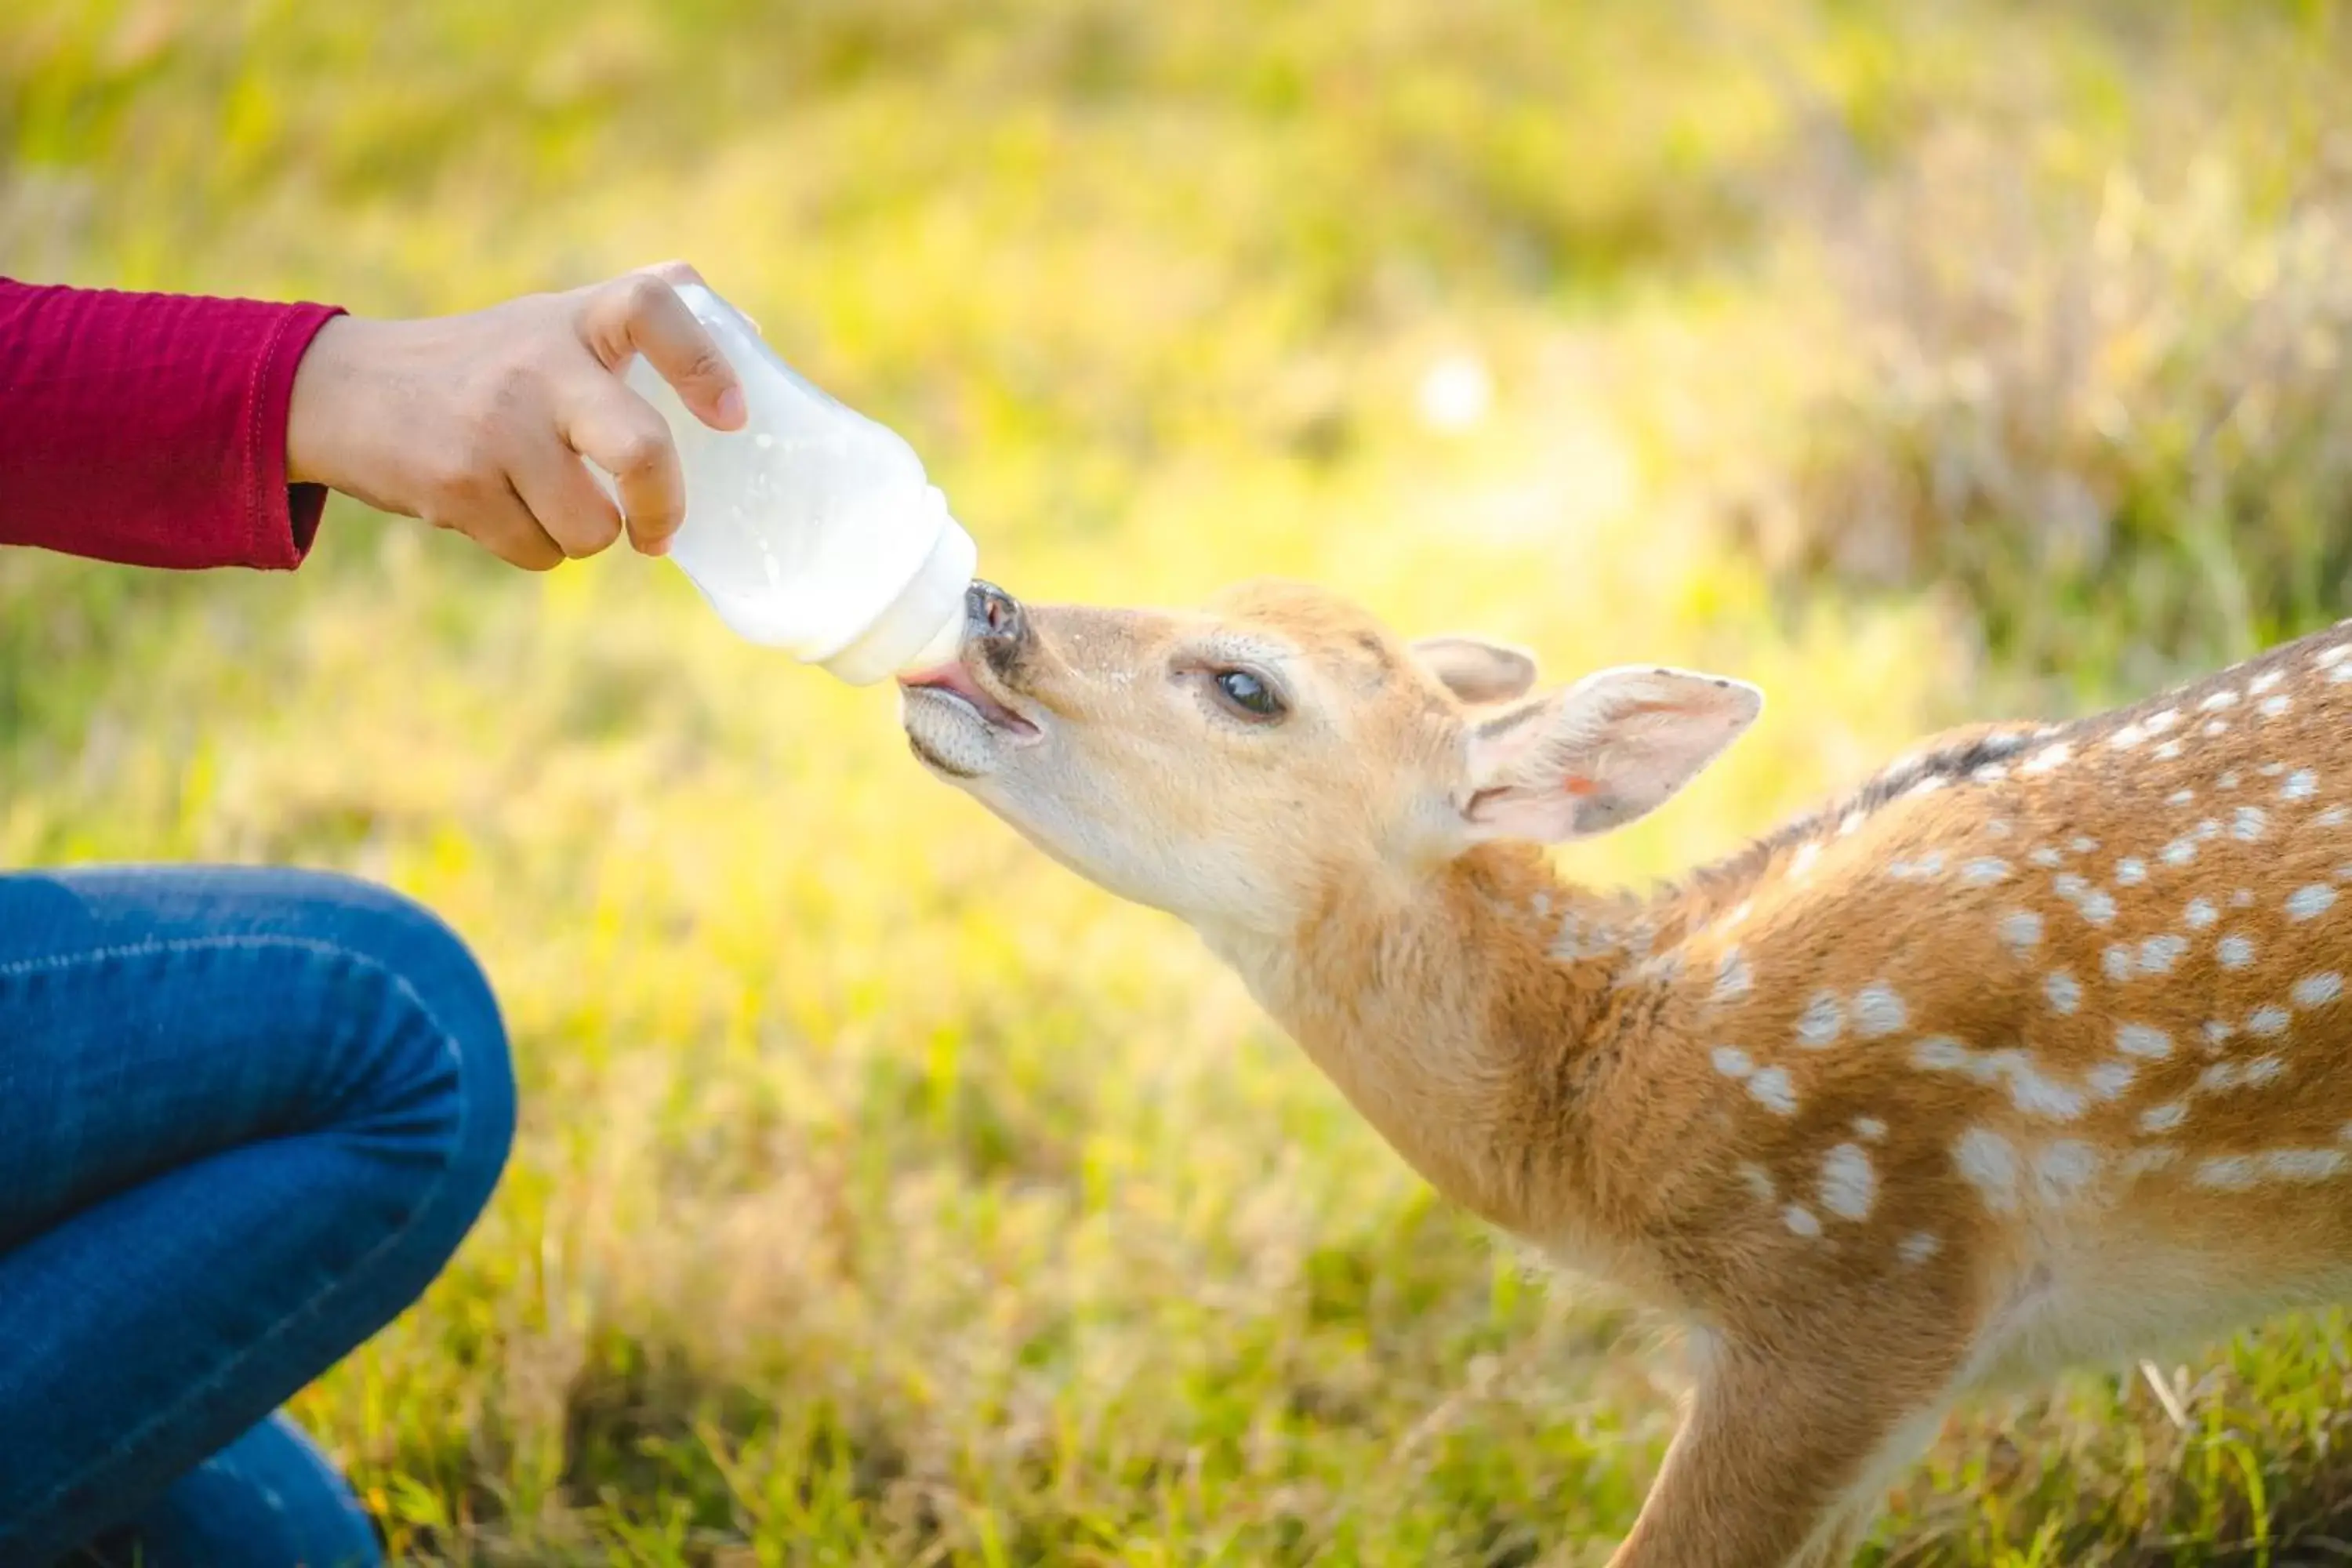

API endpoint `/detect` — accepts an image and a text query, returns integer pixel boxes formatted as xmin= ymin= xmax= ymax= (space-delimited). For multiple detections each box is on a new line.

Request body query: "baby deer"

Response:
xmin=899 ymin=577 xmax=2352 ymax=1566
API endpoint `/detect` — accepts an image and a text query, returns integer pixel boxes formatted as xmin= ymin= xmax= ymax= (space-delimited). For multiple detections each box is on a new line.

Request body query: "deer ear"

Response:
xmin=1457 ymin=666 xmax=1762 ymax=844
xmin=1411 ymin=636 xmax=1539 ymax=706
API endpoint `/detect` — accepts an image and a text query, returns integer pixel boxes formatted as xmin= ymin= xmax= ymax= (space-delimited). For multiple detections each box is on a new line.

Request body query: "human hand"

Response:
xmin=285 ymin=261 xmax=746 ymax=568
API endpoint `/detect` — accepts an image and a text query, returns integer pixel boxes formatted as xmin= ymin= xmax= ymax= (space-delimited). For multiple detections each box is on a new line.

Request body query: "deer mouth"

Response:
xmin=897 ymin=656 xmax=1041 ymax=779
xmin=898 ymin=659 xmax=1040 ymax=738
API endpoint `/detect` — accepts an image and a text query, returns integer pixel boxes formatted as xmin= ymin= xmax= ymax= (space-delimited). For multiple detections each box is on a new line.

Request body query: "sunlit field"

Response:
xmin=9 ymin=3 xmax=2352 ymax=1561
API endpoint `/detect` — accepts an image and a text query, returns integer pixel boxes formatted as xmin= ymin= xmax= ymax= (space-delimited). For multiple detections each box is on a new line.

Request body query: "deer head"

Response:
xmin=897 ymin=579 xmax=1759 ymax=948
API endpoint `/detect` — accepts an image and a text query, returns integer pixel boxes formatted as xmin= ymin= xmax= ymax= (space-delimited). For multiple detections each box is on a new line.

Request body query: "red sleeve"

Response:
xmin=0 ymin=278 xmax=345 ymax=571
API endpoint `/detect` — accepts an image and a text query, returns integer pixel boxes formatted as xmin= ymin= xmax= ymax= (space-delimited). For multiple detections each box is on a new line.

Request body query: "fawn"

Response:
xmin=898 ymin=577 xmax=2352 ymax=1566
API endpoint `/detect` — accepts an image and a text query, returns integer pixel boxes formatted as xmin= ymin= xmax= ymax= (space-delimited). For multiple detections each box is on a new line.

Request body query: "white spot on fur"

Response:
xmin=1955 ymin=1128 xmax=2020 ymax=1213
xmin=2248 ymin=1006 xmax=2292 ymax=1038
xmin=1911 ymin=1037 xmax=1969 ymax=1072
xmin=2111 ymin=723 xmax=2148 ymax=750
xmin=1853 ymin=1116 xmax=1887 ymax=1142
xmin=2115 ymin=1023 xmax=2173 ymax=1060
xmin=2201 ymin=1021 xmax=2235 ymax=1052
xmin=2114 ymin=858 xmax=2147 ymax=886
xmin=2155 ymin=739 xmax=2183 ymax=760
xmin=2250 ymin=669 xmax=2284 ymax=694
xmin=2233 ymin=807 xmax=2269 ymax=841
xmin=1999 ymin=911 xmax=2044 ymax=953
xmin=2246 ymin=1054 xmax=2287 ymax=1086
xmin=2029 ymin=847 xmax=2064 ymax=869
xmin=1789 ymin=841 xmax=1822 ymax=880
xmin=2234 ymin=888 xmax=2256 ymax=907
xmin=1960 ymin=858 xmax=2011 ymax=887
xmin=2034 ymin=1141 xmax=2100 ymax=1206
xmin=2161 ymin=838 xmax=2198 ymax=868
xmin=1548 ymin=921 xmax=1600 ymax=962
xmin=1820 ymin=1145 xmax=1877 ymax=1221
xmin=2140 ymin=935 xmax=2188 ymax=975
xmin=2102 ymin=945 xmax=2134 ymax=982
xmin=1711 ymin=1045 xmax=1754 ymax=1080
xmin=1737 ymin=1161 xmax=1776 ymax=1202
xmin=1852 ymin=982 xmax=1907 ymax=1038
xmin=2205 ymin=718 xmax=2230 ymax=737
xmin=1795 ymin=992 xmax=1844 ymax=1049
xmin=2194 ymin=1156 xmax=2258 ymax=1191
xmin=1783 ymin=1203 xmax=1823 ymax=1238
xmin=2045 ymin=971 xmax=2082 ymax=1014
xmin=2079 ymin=889 xmax=2118 ymax=924
xmin=2262 ymin=694 xmax=2292 ymax=717
xmin=1748 ymin=1066 xmax=1798 ymax=1116
xmin=1897 ymin=1232 xmax=1940 ymax=1265
xmin=1712 ymin=949 xmax=1752 ymax=1004
xmin=2185 ymin=898 xmax=2219 ymax=930
xmin=2199 ymin=1062 xmax=2244 ymax=1094
xmin=2141 ymin=1102 xmax=2188 ymax=1134
xmin=2295 ymin=972 xmax=2345 ymax=1009
xmin=2221 ymin=772 xmax=2241 ymax=789
xmin=2201 ymin=688 xmax=2241 ymax=710
xmin=2264 ymin=1149 xmax=2346 ymax=1182
xmin=1913 ymin=1038 xmax=2086 ymax=1121
xmin=2318 ymin=644 xmax=2352 ymax=670
xmin=2284 ymin=770 xmax=2319 ymax=802
xmin=2219 ymin=935 xmax=2256 ymax=969
xmin=2288 ymin=884 xmax=2339 ymax=922
xmin=2022 ymin=744 xmax=2071 ymax=775
xmin=2122 ymin=1146 xmax=2182 ymax=1177
xmin=2085 ymin=1061 xmax=2136 ymax=1100
xmin=2169 ymin=789 xmax=2197 ymax=806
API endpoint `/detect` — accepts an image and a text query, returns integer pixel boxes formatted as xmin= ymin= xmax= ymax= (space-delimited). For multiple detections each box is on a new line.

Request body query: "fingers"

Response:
xmin=561 ymin=379 xmax=688 ymax=555
xmin=640 ymin=258 xmax=706 ymax=289
xmin=580 ymin=267 xmax=747 ymax=434
xmin=507 ymin=434 xmax=625 ymax=561
xmin=451 ymin=481 xmax=567 ymax=572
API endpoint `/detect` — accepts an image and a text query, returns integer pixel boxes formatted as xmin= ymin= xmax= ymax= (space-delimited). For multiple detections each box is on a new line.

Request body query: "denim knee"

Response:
xmin=307 ymin=875 xmax=518 ymax=1261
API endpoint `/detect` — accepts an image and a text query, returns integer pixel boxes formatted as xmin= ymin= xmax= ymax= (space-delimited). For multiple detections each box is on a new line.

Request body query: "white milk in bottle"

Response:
xmin=608 ymin=282 xmax=976 ymax=684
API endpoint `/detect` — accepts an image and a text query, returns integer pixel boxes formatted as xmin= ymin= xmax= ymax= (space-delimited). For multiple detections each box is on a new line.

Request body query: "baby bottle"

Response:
xmin=610 ymin=282 xmax=976 ymax=684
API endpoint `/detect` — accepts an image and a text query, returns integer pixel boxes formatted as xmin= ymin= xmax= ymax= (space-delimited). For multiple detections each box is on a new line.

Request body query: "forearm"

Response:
xmin=0 ymin=278 xmax=343 ymax=570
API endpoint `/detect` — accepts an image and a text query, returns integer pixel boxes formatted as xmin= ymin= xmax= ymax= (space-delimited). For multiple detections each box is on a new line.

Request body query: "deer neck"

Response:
xmin=1199 ymin=844 xmax=1658 ymax=1238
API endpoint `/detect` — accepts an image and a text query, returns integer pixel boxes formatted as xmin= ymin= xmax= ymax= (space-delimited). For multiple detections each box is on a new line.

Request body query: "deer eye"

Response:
xmin=1212 ymin=668 xmax=1284 ymax=720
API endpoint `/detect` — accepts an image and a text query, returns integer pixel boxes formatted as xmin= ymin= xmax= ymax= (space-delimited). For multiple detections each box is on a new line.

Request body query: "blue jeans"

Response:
xmin=0 ymin=866 xmax=517 ymax=1566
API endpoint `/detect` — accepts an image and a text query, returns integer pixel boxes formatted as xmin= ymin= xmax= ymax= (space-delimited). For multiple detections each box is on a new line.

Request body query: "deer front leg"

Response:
xmin=1606 ymin=1328 xmax=1962 ymax=1568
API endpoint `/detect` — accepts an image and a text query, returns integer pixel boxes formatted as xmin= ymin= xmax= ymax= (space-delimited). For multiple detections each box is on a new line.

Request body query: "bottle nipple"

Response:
xmin=811 ymin=510 xmax=976 ymax=684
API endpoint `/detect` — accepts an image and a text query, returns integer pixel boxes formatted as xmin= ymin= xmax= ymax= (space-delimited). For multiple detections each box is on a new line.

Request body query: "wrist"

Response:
xmin=285 ymin=314 xmax=371 ymax=491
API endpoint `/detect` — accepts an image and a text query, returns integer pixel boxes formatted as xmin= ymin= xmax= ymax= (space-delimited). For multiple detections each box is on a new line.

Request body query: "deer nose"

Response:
xmin=967 ymin=580 xmax=1028 ymax=648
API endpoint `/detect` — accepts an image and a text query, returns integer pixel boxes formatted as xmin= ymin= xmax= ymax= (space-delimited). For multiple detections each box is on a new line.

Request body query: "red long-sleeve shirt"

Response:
xmin=0 ymin=278 xmax=344 ymax=570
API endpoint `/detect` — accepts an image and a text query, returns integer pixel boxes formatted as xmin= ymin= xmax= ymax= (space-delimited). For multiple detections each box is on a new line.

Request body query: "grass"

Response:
xmin=9 ymin=1 xmax=2352 ymax=1561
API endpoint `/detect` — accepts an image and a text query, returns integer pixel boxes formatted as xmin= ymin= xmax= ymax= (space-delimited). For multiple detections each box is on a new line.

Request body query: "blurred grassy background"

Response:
xmin=8 ymin=1 xmax=2352 ymax=1562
